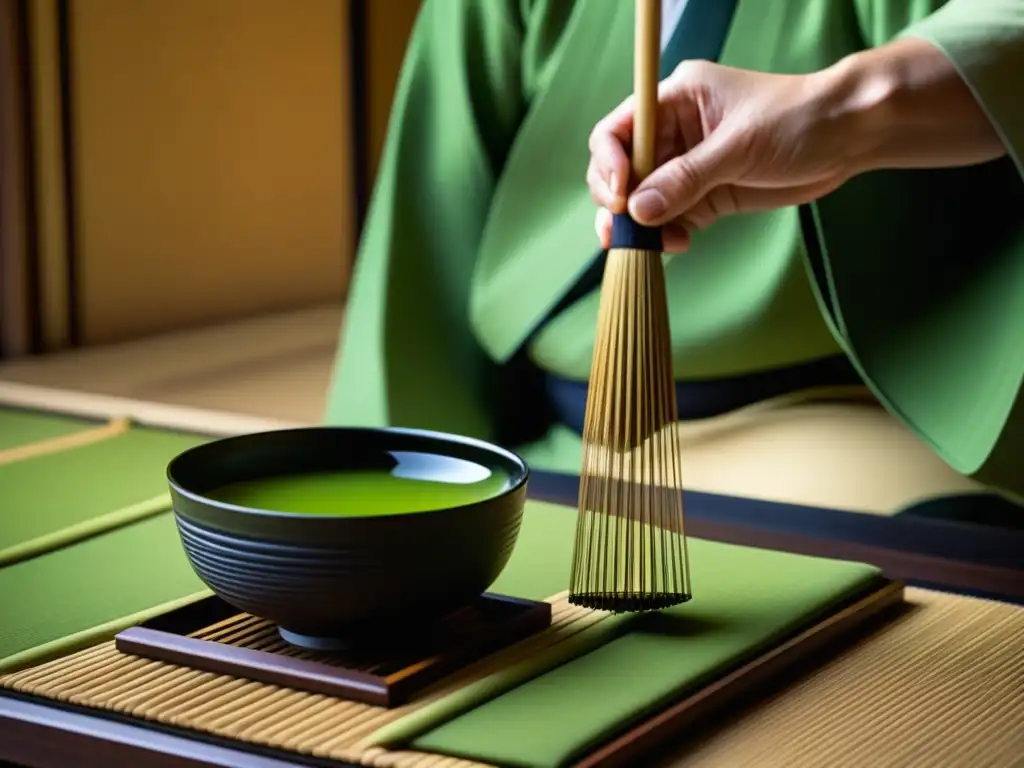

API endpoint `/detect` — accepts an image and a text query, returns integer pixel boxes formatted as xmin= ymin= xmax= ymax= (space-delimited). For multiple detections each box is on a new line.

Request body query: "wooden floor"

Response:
xmin=0 ymin=304 xmax=341 ymax=424
xmin=0 ymin=301 xmax=983 ymax=514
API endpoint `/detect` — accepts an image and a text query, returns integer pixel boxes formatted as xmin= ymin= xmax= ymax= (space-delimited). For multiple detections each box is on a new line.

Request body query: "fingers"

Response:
xmin=627 ymin=131 xmax=744 ymax=226
xmin=680 ymin=176 xmax=844 ymax=230
xmin=587 ymin=95 xmax=635 ymax=211
xmin=597 ymin=177 xmax=840 ymax=258
xmin=588 ymin=84 xmax=698 ymax=212
xmin=595 ymin=207 xmax=612 ymax=249
xmin=675 ymin=184 xmax=741 ymax=231
xmin=595 ymin=209 xmax=692 ymax=254
xmin=588 ymin=159 xmax=625 ymax=213
xmin=661 ymin=223 xmax=692 ymax=253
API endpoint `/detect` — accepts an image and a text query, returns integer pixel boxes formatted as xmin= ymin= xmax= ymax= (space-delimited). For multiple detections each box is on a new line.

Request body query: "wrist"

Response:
xmin=811 ymin=37 xmax=1006 ymax=175
xmin=812 ymin=44 xmax=913 ymax=176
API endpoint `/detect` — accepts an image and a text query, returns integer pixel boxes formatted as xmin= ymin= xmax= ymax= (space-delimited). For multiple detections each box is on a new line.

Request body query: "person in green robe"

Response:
xmin=326 ymin=0 xmax=1023 ymax=517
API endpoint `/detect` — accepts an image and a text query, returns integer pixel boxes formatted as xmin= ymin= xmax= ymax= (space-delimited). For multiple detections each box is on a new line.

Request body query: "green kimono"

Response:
xmin=326 ymin=0 xmax=1024 ymax=500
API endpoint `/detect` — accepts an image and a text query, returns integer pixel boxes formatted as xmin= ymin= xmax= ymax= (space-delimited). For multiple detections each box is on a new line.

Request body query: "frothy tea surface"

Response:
xmin=208 ymin=452 xmax=513 ymax=517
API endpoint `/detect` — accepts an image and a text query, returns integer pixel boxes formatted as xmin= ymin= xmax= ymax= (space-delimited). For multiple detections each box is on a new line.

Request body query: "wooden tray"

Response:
xmin=115 ymin=593 xmax=552 ymax=708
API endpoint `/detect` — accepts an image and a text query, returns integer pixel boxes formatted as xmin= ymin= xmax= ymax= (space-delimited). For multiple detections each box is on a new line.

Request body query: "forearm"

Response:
xmin=820 ymin=37 xmax=1009 ymax=175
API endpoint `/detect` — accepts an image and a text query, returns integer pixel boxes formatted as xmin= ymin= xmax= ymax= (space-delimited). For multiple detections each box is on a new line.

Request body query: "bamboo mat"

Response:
xmin=0 ymin=592 xmax=608 ymax=768
xmin=2 ymin=587 xmax=1021 ymax=766
xmin=660 ymin=587 xmax=1024 ymax=768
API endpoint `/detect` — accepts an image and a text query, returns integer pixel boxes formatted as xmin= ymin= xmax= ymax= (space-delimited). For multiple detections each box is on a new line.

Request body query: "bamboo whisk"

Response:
xmin=568 ymin=0 xmax=691 ymax=613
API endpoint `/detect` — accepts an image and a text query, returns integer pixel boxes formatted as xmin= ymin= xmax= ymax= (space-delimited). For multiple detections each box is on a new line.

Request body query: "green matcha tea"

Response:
xmin=209 ymin=452 xmax=513 ymax=517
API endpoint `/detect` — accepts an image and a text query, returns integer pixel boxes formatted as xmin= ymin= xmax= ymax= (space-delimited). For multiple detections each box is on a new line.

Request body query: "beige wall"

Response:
xmin=8 ymin=0 xmax=424 ymax=352
xmin=67 ymin=0 xmax=353 ymax=345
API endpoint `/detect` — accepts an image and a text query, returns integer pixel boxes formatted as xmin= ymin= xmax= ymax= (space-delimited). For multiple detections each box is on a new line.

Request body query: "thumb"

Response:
xmin=628 ymin=132 xmax=742 ymax=226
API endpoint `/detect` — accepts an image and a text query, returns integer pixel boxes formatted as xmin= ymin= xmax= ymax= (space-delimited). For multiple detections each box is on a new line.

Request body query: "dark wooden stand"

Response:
xmin=114 ymin=593 xmax=552 ymax=708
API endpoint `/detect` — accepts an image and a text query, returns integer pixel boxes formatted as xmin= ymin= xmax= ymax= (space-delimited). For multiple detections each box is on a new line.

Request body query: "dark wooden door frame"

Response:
xmin=344 ymin=0 xmax=423 ymax=254
xmin=346 ymin=0 xmax=369 ymax=245
xmin=0 ymin=0 xmax=39 ymax=358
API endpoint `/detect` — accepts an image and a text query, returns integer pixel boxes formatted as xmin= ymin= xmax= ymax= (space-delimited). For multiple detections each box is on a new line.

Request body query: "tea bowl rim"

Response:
xmin=166 ymin=424 xmax=531 ymax=526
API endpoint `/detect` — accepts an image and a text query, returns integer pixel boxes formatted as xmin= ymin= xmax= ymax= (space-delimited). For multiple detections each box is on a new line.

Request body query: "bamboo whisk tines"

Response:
xmin=568 ymin=0 xmax=691 ymax=613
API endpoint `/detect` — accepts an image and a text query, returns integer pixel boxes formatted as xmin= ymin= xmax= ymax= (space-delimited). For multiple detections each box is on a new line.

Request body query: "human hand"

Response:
xmin=587 ymin=37 xmax=1003 ymax=253
xmin=587 ymin=59 xmax=864 ymax=253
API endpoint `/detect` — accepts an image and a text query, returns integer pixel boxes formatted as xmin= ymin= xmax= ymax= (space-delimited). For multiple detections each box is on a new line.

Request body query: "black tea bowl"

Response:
xmin=166 ymin=426 xmax=529 ymax=650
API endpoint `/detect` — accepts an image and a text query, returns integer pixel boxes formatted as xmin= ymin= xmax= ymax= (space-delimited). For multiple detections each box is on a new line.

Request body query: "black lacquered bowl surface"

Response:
xmin=167 ymin=427 xmax=529 ymax=646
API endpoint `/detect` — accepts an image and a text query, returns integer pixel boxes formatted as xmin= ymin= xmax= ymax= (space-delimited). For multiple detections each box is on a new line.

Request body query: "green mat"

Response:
xmin=0 ymin=427 xmax=208 ymax=565
xmin=407 ymin=501 xmax=879 ymax=768
xmin=0 ymin=512 xmax=207 ymax=672
xmin=0 ymin=440 xmax=881 ymax=768
xmin=0 ymin=407 xmax=97 ymax=451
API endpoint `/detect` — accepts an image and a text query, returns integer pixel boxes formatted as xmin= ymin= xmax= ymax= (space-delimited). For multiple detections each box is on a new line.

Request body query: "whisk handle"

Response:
xmin=633 ymin=0 xmax=661 ymax=183
xmin=608 ymin=0 xmax=663 ymax=252
xmin=608 ymin=0 xmax=664 ymax=253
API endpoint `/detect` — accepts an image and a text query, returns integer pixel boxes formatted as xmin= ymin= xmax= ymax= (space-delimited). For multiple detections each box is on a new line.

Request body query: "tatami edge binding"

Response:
xmin=0 ymin=414 xmax=128 ymax=466
xmin=0 ymin=381 xmax=306 ymax=437
xmin=0 ymin=589 xmax=212 ymax=675
xmin=0 ymin=494 xmax=172 ymax=568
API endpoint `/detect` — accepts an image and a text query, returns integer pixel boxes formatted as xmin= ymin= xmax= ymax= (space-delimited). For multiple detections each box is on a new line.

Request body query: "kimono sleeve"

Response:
xmin=801 ymin=0 xmax=1024 ymax=499
xmin=324 ymin=0 xmax=578 ymax=441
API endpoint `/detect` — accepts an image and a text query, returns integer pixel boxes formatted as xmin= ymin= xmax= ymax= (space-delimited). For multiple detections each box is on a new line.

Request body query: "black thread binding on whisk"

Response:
xmin=609 ymin=212 xmax=663 ymax=252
